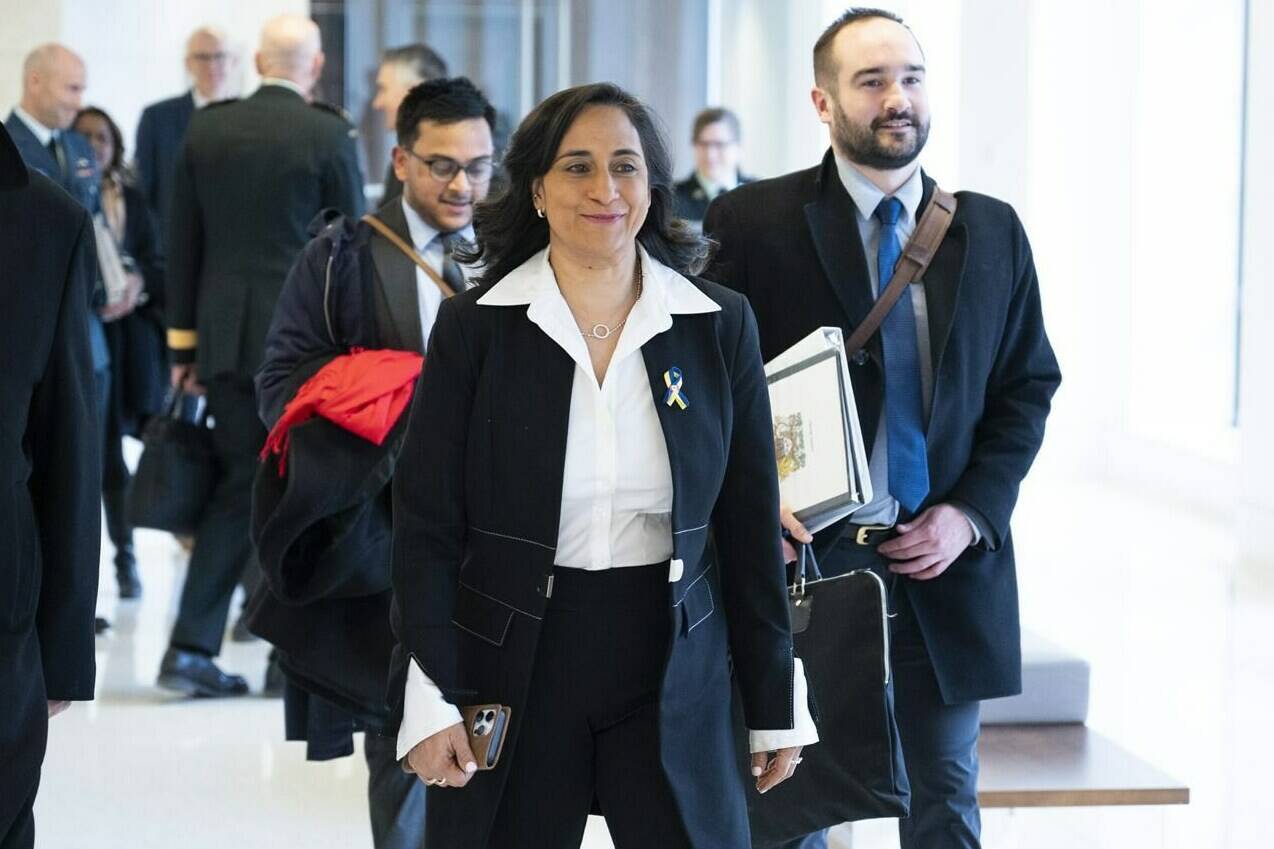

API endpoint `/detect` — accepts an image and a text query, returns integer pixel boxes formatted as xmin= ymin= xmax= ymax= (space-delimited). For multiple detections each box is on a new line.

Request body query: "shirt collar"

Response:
xmin=833 ymin=153 xmax=924 ymax=227
xmin=259 ymin=78 xmax=307 ymax=99
xmin=476 ymin=245 xmax=721 ymax=376
xmin=191 ymin=88 xmax=215 ymax=109
xmin=400 ymin=196 xmax=474 ymax=252
xmin=13 ymin=105 xmax=54 ymax=146
xmin=477 ymin=244 xmax=720 ymax=315
xmin=694 ymin=170 xmax=738 ymax=199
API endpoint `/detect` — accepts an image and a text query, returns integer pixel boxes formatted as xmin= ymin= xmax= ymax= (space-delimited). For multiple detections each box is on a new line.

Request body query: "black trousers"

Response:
xmin=169 ymin=377 xmax=265 ymax=656
xmin=484 ymin=564 xmax=692 ymax=849
xmin=777 ymin=541 xmax=983 ymax=849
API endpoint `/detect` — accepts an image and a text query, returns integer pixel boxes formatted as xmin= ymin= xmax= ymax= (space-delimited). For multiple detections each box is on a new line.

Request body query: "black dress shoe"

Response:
xmin=95 ymin=616 xmax=111 ymax=635
xmin=157 ymin=647 xmax=249 ymax=698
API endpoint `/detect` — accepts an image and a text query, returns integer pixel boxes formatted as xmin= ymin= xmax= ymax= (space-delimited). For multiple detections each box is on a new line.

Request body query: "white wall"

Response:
xmin=1239 ymin=0 xmax=1274 ymax=564
xmin=0 ymin=0 xmax=306 ymax=158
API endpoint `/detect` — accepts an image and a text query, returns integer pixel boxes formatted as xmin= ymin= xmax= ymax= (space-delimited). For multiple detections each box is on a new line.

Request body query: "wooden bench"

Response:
xmin=977 ymin=723 xmax=1190 ymax=808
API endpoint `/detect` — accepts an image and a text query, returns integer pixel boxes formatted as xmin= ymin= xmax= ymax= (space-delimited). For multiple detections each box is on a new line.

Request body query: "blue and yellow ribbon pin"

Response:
xmin=663 ymin=367 xmax=688 ymax=410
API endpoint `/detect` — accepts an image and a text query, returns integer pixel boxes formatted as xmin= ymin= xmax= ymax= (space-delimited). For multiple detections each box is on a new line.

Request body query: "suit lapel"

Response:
xmin=4 ymin=114 xmax=59 ymax=182
xmin=803 ymin=150 xmax=876 ymax=336
xmin=917 ymin=175 xmax=968 ymax=384
xmin=368 ymin=200 xmax=425 ymax=353
xmin=500 ymin=311 xmax=575 ymax=547
xmin=639 ymin=324 xmax=703 ymax=546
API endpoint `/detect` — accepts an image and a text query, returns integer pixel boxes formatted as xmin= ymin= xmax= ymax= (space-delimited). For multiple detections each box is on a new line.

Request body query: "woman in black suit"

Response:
xmin=388 ymin=83 xmax=817 ymax=848
xmin=74 ymin=107 xmax=166 ymax=600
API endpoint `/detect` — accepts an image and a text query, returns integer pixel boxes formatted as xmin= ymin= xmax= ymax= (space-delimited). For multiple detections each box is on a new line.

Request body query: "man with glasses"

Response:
xmin=252 ymin=76 xmax=495 ymax=849
xmin=673 ymin=107 xmax=751 ymax=229
xmin=135 ymin=26 xmax=234 ymax=255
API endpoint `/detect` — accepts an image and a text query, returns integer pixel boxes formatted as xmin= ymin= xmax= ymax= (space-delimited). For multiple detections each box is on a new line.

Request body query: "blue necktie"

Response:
xmin=874 ymin=197 xmax=929 ymax=514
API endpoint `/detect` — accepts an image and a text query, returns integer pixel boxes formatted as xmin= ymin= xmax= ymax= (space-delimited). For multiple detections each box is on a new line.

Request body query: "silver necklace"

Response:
xmin=579 ymin=260 xmax=643 ymax=342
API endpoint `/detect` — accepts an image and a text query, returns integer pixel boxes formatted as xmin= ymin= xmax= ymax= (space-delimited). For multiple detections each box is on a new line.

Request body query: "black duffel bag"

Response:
xmin=738 ymin=543 xmax=910 ymax=846
xmin=128 ymin=389 xmax=215 ymax=534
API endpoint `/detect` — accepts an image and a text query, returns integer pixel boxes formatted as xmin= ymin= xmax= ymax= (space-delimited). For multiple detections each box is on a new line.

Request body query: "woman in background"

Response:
xmin=74 ymin=106 xmax=165 ymax=600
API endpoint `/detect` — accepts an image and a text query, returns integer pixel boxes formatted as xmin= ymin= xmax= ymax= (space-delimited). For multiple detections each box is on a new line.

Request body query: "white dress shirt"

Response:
xmin=397 ymin=246 xmax=818 ymax=760
xmin=12 ymin=105 xmax=54 ymax=147
xmin=399 ymin=197 xmax=476 ymax=342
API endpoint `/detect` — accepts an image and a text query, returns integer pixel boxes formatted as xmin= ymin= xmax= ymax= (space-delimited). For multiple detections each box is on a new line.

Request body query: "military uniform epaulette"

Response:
xmin=311 ymin=101 xmax=359 ymax=138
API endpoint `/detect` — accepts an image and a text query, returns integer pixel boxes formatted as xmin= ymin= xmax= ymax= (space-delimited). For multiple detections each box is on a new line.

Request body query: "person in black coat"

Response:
xmin=134 ymin=26 xmax=233 ymax=256
xmin=160 ymin=14 xmax=365 ymax=698
xmin=252 ymin=77 xmax=498 ymax=849
xmin=703 ymin=11 xmax=1061 ymax=849
xmin=0 ymin=122 xmax=101 ymax=849
xmin=390 ymin=83 xmax=816 ymax=849
xmin=672 ymin=107 xmax=753 ymax=228
xmin=74 ymin=106 xmax=166 ymax=601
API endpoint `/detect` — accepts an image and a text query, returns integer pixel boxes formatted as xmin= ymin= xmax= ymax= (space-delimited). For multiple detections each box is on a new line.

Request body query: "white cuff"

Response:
xmin=395 ymin=657 xmax=465 ymax=763
xmin=748 ymin=657 xmax=820 ymax=753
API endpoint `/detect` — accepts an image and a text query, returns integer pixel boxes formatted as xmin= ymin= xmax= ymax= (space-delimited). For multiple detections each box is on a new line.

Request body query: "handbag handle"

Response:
xmin=842 ymin=187 xmax=957 ymax=356
xmin=163 ymin=386 xmax=208 ymax=426
xmin=787 ymin=533 xmax=823 ymax=597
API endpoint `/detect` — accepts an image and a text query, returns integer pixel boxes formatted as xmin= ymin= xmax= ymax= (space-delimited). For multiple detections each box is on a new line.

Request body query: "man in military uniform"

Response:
xmin=161 ymin=13 xmax=364 ymax=697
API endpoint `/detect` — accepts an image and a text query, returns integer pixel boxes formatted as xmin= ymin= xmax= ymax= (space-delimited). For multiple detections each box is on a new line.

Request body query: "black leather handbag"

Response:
xmin=739 ymin=543 xmax=911 ymax=846
xmin=128 ymin=389 xmax=215 ymax=535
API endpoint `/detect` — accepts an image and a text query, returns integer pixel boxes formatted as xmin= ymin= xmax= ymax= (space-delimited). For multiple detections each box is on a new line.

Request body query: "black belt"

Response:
xmin=843 ymin=523 xmax=896 ymax=547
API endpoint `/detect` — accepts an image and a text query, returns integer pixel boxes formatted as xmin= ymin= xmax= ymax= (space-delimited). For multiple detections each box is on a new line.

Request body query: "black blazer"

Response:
xmin=703 ymin=150 xmax=1061 ymax=704
xmin=134 ymin=91 xmax=195 ymax=251
xmin=0 ymin=127 xmax=101 ymax=818
xmin=166 ymin=85 xmax=365 ymax=381
xmin=673 ymin=171 xmax=754 ymax=224
xmin=388 ymin=262 xmax=795 ymax=847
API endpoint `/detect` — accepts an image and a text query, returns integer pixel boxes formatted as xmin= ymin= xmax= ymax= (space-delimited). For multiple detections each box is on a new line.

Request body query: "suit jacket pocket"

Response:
xmin=1 ymin=486 xmax=39 ymax=634
xmin=452 ymin=583 xmax=515 ymax=647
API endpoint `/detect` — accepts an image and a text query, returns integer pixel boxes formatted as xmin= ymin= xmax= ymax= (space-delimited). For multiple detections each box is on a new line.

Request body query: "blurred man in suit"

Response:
xmin=704 ymin=10 xmax=1060 ymax=848
xmin=673 ymin=107 xmax=751 ymax=229
xmin=135 ymin=26 xmax=234 ymax=257
xmin=160 ymin=13 xmax=364 ymax=697
xmin=0 ymin=122 xmax=101 ymax=849
xmin=370 ymin=43 xmax=448 ymax=201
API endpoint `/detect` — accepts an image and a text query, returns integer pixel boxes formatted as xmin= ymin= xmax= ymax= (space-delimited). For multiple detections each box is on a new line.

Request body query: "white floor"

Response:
xmin=32 ymin=461 xmax=1274 ymax=849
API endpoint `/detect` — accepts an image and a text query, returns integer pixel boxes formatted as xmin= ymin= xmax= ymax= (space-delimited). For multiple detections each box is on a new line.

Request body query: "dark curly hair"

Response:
xmin=460 ymin=82 xmax=710 ymax=285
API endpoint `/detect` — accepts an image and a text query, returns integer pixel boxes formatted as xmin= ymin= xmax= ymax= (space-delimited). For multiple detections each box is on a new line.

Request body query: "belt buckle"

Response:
xmin=855 ymin=524 xmax=891 ymax=545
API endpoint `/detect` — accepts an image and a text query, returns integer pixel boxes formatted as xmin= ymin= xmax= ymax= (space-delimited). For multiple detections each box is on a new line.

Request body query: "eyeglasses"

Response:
xmin=402 ymin=149 xmax=494 ymax=183
xmin=188 ymin=52 xmax=228 ymax=64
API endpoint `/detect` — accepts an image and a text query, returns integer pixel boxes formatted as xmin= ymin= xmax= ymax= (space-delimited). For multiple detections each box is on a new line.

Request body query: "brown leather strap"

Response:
xmin=361 ymin=213 xmax=457 ymax=299
xmin=843 ymin=187 xmax=957 ymax=356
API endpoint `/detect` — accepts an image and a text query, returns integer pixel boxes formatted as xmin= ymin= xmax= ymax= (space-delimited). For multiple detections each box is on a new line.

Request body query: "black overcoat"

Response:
xmin=0 ymin=125 xmax=101 ymax=843
xmin=703 ymin=150 xmax=1062 ymax=704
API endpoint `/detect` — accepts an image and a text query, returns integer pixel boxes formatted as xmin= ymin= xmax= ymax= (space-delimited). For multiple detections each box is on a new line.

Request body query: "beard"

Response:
xmin=831 ymin=99 xmax=929 ymax=171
